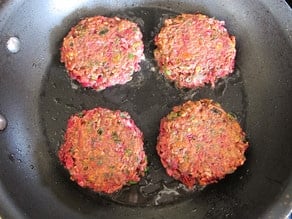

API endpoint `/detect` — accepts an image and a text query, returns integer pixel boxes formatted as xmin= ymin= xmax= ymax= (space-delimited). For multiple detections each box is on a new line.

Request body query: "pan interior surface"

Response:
xmin=39 ymin=6 xmax=247 ymax=207
xmin=0 ymin=0 xmax=291 ymax=219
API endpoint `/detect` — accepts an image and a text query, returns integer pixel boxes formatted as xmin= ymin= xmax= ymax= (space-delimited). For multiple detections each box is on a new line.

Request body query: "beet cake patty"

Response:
xmin=154 ymin=14 xmax=236 ymax=89
xmin=58 ymin=108 xmax=147 ymax=193
xmin=156 ymin=99 xmax=248 ymax=188
xmin=60 ymin=16 xmax=144 ymax=91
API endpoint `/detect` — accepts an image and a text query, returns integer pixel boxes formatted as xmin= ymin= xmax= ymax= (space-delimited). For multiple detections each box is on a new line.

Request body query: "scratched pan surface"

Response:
xmin=0 ymin=0 xmax=291 ymax=219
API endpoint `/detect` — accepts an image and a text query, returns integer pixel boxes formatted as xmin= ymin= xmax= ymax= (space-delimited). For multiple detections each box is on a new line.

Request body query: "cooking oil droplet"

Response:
xmin=6 ymin=37 xmax=21 ymax=53
xmin=0 ymin=114 xmax=7 ymax=131
xmin=150 ymin=67 xmax=156 ymax=72
xmin=8 ymin=153 xmax=15 ymax=162
xmin=65 ymin=103 xmax=75 ymax=109
xmin=181 ymin=89 xmax=198 ymax=100
xmin=53 ymin=98 xmax=61 ymax=104
xmin=214 ymin=79 xmax=227 ymax=97
xmin=177 ymin=183 xmax=191 ymax=192
xmin=154 ymin=184 xmax=180 ymax=205
xmin=17 ymin=158 xmax=22 ymax=163
xmin=71 ymin=81 xmax=79 ymax=90
xmin=228 ymin=67 xmax=241 ymax=85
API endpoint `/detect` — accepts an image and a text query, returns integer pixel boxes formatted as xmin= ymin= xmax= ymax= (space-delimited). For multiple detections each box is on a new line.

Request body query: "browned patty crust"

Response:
xmin=154 ymin=14 xmax=236 ymax=89
xmin=58 ymin=107 xmax=147 ymax=193
xmin=61 ymin=16 xmax=144 ymax=91
xmin=156 ymin=99 xmax=248 ymax=188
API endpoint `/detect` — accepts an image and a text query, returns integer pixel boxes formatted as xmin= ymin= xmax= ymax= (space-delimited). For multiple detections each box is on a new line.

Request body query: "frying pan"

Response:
xmin=0 ymin=0 xmax=291 ymax=218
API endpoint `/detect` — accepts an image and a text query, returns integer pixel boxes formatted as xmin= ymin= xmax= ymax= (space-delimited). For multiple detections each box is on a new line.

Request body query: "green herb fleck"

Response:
xmin=112 ymin=131 xmax=121 ymax=143
xmin=99 ymin=28 xmax=109 ymax=35
xmin=144 ymin=166 xmax=149 ymax=173
xmin=75 ymin=25 xmax=86 ymax=37
xmin=128 ymin=53 xmax=135 ymax=59
xmin=125 ymin=148 xmax=132 ymax=156
xmin=87 ymin=60 xmax=99 ymax=67
xmin=97 ymin=159 xmax=103 ymax=166
xmin=183 ymin=156 xmax=189 ymax=161
xmin=165 ymin=69 xmax=172 ymax=76
xmin=167 ymin=111 xmax=181 ymax=119
xmin=76 ymin=24 xmax=85 ymax=32
xmin=97 ymin=128 xmax=103 ymax=135
xmin=127 ymin=180 xmax=138 ymax=185
xmin=77 ymin=111 xmax=84 ymax=118
xmin=227 ymin=113 xmax=237 ymax=120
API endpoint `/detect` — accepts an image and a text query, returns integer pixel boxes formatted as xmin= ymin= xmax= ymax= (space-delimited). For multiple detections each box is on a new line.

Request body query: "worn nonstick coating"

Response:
xmin=0 ymin=0 xmax=291 ymax=218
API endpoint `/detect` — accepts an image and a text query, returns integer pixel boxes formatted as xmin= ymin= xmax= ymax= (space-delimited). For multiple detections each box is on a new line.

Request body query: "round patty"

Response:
xmin=58 ymin=108 xmax=147 ymax=193
xmin=60 ymin=16 xmax=144 ymax=91
xmin=156 ymin=99 xmax=248 ymax=188
xmin=154 ymin=14 xmax=236 ymax=89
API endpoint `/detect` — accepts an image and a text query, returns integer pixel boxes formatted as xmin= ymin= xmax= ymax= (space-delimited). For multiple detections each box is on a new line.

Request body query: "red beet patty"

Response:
xmin=156 ymin=99 xmax=248 ymax=188
xmin=58 ymin=108 xmax=147 ymax=193
xmin=60 ymin=16 xmax=144 ymax=91
xmin=154 ymin=14 xmax=236 ymax=89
